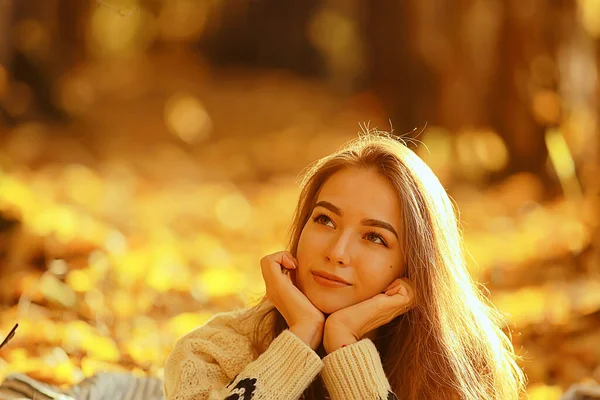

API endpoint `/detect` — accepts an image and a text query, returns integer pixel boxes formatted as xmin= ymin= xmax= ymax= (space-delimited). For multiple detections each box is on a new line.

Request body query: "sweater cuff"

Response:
xmin=321 ymin=339 xmax=391 ymax=399
xmin=243 ymin=329 xmax=323 ymax=398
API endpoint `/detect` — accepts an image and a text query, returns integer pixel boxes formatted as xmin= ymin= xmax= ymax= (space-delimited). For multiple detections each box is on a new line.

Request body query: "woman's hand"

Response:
xmin=323 ymin=278 xmax=415 ymax=354
xmin=261 ymin=251 xmax=325 ymax=350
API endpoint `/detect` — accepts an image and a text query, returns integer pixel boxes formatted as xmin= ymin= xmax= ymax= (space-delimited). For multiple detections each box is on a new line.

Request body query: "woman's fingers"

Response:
xmin=278 ymin=253 xmax=297 ymax=286
xmin=384 ymin=279 xmax=412 ymax=300
xmin=278 ymin=252 xmax=298 ymax=272
xmin=262 ymin=251 xmax=303 ymax=294
xmin=401 ymin=278 xmax=415 ymax=304
xmin=385 ymin=286 xmax=401 ymax=296
xmin=383 ymin=278 xmax=403 ymax=293
xmin=262 ymin=251 xmax=296 ymax=278
xmin=261 ymin=251 xmax=324 ymax=347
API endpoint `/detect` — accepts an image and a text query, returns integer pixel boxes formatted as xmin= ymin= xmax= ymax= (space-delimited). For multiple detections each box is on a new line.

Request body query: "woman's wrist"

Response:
xmin=289 ymin=322 xmax=323 ymax=351
xmin=323 ymin=328 xmax=358 ymax=354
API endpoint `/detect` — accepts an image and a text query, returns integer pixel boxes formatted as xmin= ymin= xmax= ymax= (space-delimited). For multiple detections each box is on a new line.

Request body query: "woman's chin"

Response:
xmin=299 ymin=282 xmax=354 ymax=314
xmin=308 ymin=294 xmax=348 ymax=315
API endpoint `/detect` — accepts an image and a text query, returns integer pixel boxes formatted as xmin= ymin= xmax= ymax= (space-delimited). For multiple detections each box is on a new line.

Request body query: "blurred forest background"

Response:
xmin=0 ymin=0 xmax=599 ymax=398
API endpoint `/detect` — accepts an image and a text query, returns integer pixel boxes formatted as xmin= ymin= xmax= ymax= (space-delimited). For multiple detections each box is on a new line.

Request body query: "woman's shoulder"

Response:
xmin=164 ymin=299 xmax=278 ymax=397
xmin=179 ymin=298 xmax=276 ymax=345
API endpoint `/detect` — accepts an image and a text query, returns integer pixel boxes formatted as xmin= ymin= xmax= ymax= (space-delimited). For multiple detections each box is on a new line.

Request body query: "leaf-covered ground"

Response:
xmin=0 ymin=53 xmax=598 ymax=399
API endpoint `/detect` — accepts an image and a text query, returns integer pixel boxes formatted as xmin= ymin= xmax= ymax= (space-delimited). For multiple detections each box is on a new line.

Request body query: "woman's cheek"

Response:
xmin=305 ymin=230 xmax=328 ymax=254
xmin=359 ymin=263 xmax=393 ymax=296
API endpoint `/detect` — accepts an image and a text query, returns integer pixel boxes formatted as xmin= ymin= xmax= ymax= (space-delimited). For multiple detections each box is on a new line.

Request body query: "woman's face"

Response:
xmin=296 ymin=167 xmax=406 ymax=314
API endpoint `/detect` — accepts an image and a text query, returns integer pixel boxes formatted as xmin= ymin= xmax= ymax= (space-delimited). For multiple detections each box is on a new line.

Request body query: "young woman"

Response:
xmin=163 ymin=132 xmax=527 ymax=400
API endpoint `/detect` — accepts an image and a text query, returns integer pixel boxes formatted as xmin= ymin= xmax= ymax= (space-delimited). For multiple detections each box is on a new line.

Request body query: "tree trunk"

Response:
xmin=0 ymin=0 xmax=13 ymax=67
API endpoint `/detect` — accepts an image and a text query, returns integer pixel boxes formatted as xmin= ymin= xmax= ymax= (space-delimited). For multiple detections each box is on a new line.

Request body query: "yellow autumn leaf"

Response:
xmin=195 ymin=267 xmax=242 ymax=297
xmin=43 ymin=347 xmax=84 ymax=385
xmin=5 ymin=348 xmax=29 ymax=364
xmin=167 ymin=312 xmax=213 ymax=338
xmin=0 ymin=358 xmax=7 ymax=384
xmin=527 ymin=384 xmax=562 ymax=400
xmin=109 ymin=290 xmax=137 ymax=318
xmin=124 ymin=340 xmax=161 ymax=365
xmin=40 ymin=272 xmax=77 ymax=308
xmin=82 ymin=335 xmax=121 ymax=363
xmin=7 ymin=357 xmax=45 ymax=376
xmin=0 ymin=175 xmax=35 ymax=210
xmin=147 ymin=242 xmax=191 ymax=292
xmin=81 ymin=358 xmax=128 ymax=377
xmin=30 ymin=205 xmax=80 ymax=243
xmin=66 ymin=268 xmax=95 ymax=292
xmin=147 ymin=262 xmax=192 ymax=292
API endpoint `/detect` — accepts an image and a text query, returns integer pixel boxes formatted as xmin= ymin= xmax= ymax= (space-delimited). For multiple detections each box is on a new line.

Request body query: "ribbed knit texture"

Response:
xmin=241 ymin=330 xmax=322 ymax=398
xmin=163 ymin=300 xmax=396 ymax=400
xmin=321 ymin=339 xmax=391 ymax=400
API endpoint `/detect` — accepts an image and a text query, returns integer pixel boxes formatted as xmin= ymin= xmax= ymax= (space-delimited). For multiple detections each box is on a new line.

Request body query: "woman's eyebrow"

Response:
xmin=361 ymin=218 xmax=399 ymax=239
xmin=315 ymin=200 xmax=343 ymax=216
xmin=314 ymin=201 xmax=399 ymax=239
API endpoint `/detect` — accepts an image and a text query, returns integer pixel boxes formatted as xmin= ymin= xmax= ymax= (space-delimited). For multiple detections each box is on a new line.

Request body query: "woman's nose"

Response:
xmin=326 ymin=232 xmax=351 ymax=266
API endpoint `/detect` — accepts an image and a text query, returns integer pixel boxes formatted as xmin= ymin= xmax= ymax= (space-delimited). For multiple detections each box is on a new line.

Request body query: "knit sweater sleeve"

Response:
xmin=321 ymin=339 xmax=398 ymax=400
xmin=163 ymin=307 xmax=323 ymax=400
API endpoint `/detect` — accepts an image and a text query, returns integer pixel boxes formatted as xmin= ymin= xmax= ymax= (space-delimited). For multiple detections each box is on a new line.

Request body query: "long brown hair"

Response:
xmin=250 ymin=131 xmax=527 ymax=399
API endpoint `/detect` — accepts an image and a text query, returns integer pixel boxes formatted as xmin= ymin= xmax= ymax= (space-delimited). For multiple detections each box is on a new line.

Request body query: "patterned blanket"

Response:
xmin=1 ymin=372 xmax=599 ymax=400
xmin=0 ymin=372 xmax=164 ymax=400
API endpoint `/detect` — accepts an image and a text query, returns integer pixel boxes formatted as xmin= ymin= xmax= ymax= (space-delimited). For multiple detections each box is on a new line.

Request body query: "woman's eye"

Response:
xmin=366 ymin=232 xmax=387 ymax=246
xmin=313 ymin=214 xmax=334 ymax=227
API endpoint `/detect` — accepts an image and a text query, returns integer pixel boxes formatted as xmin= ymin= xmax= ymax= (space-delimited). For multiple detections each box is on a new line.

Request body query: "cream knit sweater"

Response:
xmin=163 ymin=300 xmax=398 ymax=400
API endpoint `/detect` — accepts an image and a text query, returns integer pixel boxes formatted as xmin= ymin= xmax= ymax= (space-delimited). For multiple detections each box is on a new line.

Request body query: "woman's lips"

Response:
xmin=311 ymin=272 xmax=350 ymax=288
